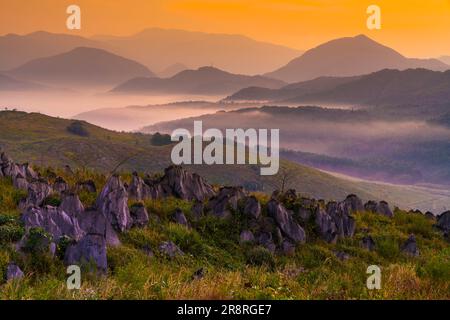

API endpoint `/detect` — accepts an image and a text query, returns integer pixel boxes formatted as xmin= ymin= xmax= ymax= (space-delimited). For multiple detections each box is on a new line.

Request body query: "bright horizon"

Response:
xmin=1 ymin=0 xmax=450 ymax=58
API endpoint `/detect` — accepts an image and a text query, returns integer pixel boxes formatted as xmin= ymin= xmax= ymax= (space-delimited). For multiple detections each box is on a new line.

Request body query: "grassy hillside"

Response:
xmin=0 ymin=110 xmax=448 ymax=211
xmin=0 ymin=173 xmax=448 ymax=300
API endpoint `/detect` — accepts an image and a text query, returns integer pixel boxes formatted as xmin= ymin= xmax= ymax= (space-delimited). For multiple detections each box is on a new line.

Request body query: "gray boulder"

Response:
xmin=13 ymin=173 xmax=29 ymax=191
xmin=159 ymin=166 xmax=215 ymax=201
xmin=314 ymin=206 xmax=338 ymax=243
xmin=64 ymin=234 xmax=108 ymax=272
xmin=267 ymin=200 xmax=306 ymax=244
xmin=207 ymin=187 xmax=246 ymax=218
xmin=257 ymin=232 xmax=276 ymax=253
xmin=6 ymin=263 xmax=24 ymax=281
xmin=96 ymin=175 xmax=132 ymax=232
xmin=130 ymin=203 xmax=149 ymax=228
xmin=77 ymin=210 xmax=120 ymax=246
xmin=364 ymin=200 xmax=393 ymax=217
xmin=76 ymin=180 xmax=97 ymax=193
xmin=60 ymin=193 xmax=84 ymax=217
xmin=436 ymin=211 xmax=450 ymax=232
xmin=191 ymin=201 xmax=204 ymax=221
xmin=243 ymin=196 xmax=261 ymax=219
xmin=53 ymin=177 xmax=69 ymax=194
xmin=326 ymin=200 xmax=356 ymax=238
xmin=172 ymin=208 xmax=189 ymax=228
xmin=128 ymin=172 xmax=151 ymax=201
xmin=21 ymin=205 xmax=84 ymax=241
xmin=159 ymin=241 xmax=184 ymax=258
xmin=401 ymin=234 xmax=420 ymax=257
xmin=21 ymin=179 xmax=53 ymax=209
xmin=240 ymin=230 xmax=255 ymax=244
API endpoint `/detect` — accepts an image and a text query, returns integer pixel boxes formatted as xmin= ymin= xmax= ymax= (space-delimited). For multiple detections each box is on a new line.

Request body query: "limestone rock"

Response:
xmin=130 ymin=203 xmax=149 ymax=228
xmin=401 ymin=234 xmax=420 ymax=257
xmin=267 ymin=200 xmax=306 ymax=244
xmin=96 ymin=175 xmax=132 ymax=232
xmin=6 ymin=263 xmax=24 ymax=281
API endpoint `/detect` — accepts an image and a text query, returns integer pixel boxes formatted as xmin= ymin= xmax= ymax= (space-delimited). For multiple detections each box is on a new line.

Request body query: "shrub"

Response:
xmin=245 ymin=246 xmax=275 ymax=269
xmin=67 ymin=121 xmax=89 ymax=137
xmin=150 ymin=133 xmax=172 ymax=146
xmin=42 ymin=194 xmax=61 ymax=207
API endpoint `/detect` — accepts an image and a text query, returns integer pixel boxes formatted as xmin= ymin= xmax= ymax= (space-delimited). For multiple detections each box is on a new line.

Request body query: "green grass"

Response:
xmin=0 ymin=172 xmax=449 ymax=300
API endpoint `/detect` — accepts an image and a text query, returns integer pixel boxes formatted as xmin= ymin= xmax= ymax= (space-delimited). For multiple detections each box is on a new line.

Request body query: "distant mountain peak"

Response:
xmin=266 ymin=35 xmax=448 ymax=83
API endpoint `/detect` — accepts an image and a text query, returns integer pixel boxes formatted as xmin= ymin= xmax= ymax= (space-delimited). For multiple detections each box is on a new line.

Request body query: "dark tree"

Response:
xmin=67 ymin=121 xmax=89 ymax=137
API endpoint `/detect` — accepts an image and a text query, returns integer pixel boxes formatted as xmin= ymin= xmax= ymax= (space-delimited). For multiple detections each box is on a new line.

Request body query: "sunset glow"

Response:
xmin=1 ymin=0 xmax=450 ymax=57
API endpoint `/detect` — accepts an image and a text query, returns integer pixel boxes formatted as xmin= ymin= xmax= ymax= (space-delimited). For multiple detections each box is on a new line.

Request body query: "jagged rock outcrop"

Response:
xmin=191 ymin=201 xmax=204 ymax=221
xmin=13 ymin=173 xmax=29 ymax=191
xmin=21 ymin=205 xmax=84 ymax=241
xmin=20 ymin=179 xmax=53 ymax=209
xmin=159 ymin=241 xmax=184 ymax=258
xmin=53 ymin=177 xmax=69 ymax=194
xmin=6 ymin=263 xmax=24 ymax=281
xmin=267 ymin=199 xmax=306 ymax=244
xmin=436 ymin=211 xmax=450 ymax=232
xmin=342 ymin=194 xmax=364 ymax=214
xmin=364 ymin=200 xmax=393 ymax=217
xmin=326 ymin=198 xmax=357 ymax=238
xmin=77 ymin=210 xmax=120 ymax=247
xmin=257 ymin=232 xmax=276 ymax=253
xmin=76 ymin=180 xmax=97 ymax=193
xmin=172 ymin=208 xmax=189 ymax=228
xmin=96 ymin=175 xmax=132 ymax=233
xmin=64 ymin=234 xmax=108 ymax=272
xmin=128 ymin=172 xmax=152 ymax=201
xmin=243 ymin=196 xmax=261 ymax=219
xmin=207 ymin=186 xmax=246 ymax=218
xmin=60 ymin=193 xmax=84 ymax=217
xmin=401 ymin=234 xmax=420 ymax=257
xmin=158 ymin=166 xmax=215 ymax=201
xmin=240 ymin=230 xmax=255 ymax=244
xmin=130 ymin=203 xmax=149 ymax=228
xmin=314 ymin=206 xmax=338 ymax=243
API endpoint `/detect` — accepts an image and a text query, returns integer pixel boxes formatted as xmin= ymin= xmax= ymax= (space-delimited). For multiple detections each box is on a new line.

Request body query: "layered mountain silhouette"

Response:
xmin=7 ymin=47 xmax=154 ymax=86
xmin=439 ymin=56 xmax=450 ymax=65
xmin=93 ymin=28 xmax=302 ymax=75
xmin=0 ymin=73 xmax=45 ymax=91
xmin=229 ymin=68 xmax=450 ymax=107
xmin=158 ymin=63 xmax=188 ymax=78
xmin=0 ymin=31 xmax=103 ymax=70
xmin=266 ymin=35 xmax=448 ymax=83
xmin=111 ymin=66 xmax=286 ymax=95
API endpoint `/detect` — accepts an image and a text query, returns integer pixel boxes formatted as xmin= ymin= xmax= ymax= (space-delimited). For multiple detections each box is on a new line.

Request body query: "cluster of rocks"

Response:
xmin=2 ymin=150 xmax=449 ymax=279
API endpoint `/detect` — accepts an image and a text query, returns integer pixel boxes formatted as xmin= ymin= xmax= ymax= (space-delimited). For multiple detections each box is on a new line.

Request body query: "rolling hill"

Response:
xmin=93 ymin=28 xmax=301 ymax=75
xmin=0 ymin=31 xmax=104 ymax=71
xmin=111 ymin=66 xmax=285 ymax=95
xmin=266 ymin=34 xmax=448 ymax=83
xmin=7 ymin=47 xmax=155 ymax=86
xmin=228 ymin=68 xmax=450 ymax=108
xmin=0 ymin=73 xmax=45 ymax=91
xmin=1 ymin=110 xmax=448 ymax=211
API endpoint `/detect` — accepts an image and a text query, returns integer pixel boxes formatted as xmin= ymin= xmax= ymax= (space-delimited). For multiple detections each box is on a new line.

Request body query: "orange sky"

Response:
xmin=1 ymin=0 xmax=450 ymax=57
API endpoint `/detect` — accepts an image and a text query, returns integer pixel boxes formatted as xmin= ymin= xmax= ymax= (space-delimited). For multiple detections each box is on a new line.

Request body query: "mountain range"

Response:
xmin=228 ymin=68 xmax=450 ymax=107
xmin=6 ymin=47 xmax=154 ymax=86
xmin=0 ymin=73 xmax=45 ymax=91
xmin=0 ymin=29 xmax=301 ymax=75
xmin=111 ymin=66 xmax=286 ymax=95
xmin=266 ymin=35 xmax=448 ymax=83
